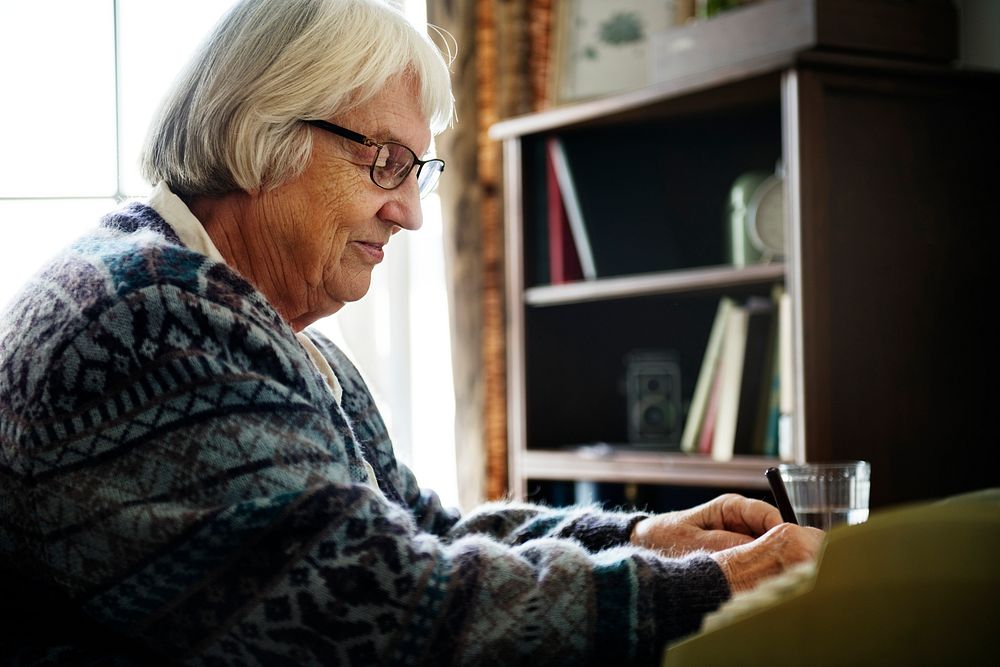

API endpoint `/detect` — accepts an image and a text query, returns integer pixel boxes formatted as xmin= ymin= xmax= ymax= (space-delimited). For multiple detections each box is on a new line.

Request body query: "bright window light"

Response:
xmin=0 ymin=1 xmax=117 ymax=197
xmin=117 ymin=0 xmax=238 ymax=195
xmin=0 ymin=199 xmax=116 ymax=310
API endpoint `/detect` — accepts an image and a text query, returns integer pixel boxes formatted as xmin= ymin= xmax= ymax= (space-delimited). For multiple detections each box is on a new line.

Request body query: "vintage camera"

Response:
xmin=625 ymin=349 xmax=682 ymax=447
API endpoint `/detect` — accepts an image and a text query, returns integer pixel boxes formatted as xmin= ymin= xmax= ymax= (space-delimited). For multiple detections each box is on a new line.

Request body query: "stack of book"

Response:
xmin=680 ymin=287 xmax=792 ymax=461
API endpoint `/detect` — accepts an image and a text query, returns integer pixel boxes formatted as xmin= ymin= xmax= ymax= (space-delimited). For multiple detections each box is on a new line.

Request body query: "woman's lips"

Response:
xmin=353 ymin=240 xmax=385 ymax=262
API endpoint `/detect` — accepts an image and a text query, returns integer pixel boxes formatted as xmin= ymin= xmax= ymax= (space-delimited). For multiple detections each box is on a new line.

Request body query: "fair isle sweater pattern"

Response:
xmin=0 ymin=203 xmax=730 ymax=666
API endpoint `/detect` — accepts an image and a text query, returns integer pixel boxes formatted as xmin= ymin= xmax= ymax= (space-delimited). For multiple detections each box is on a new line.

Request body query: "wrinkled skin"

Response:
xmin=631 ymin=493 xmax=825 ymax=592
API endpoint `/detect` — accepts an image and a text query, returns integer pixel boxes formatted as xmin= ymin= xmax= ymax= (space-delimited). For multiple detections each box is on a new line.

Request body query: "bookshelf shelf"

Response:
xmin=524 ymin=263 xmax=785 ymax=307
xmin=523 ymin=449 xmax=774 ymax=490
xmin=495 ymin=0 xmax=999 ymax=511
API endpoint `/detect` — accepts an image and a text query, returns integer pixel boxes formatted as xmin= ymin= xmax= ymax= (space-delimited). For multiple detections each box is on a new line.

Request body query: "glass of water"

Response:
xmin=777 ymin=461 xmax=871 ymax=530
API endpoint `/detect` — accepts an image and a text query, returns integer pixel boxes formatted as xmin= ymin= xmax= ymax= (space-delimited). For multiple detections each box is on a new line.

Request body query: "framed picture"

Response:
xmin=551 ymin=0 xmax=678 ymax=105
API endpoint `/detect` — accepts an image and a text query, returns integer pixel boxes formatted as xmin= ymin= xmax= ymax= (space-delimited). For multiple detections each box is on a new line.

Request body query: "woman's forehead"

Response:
xmin=346 ymin=86 xmax=432 ymax=152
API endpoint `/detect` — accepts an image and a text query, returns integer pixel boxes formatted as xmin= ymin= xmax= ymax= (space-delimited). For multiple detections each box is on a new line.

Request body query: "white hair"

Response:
xmin=139 ymin=0 xmax=454 ymax=196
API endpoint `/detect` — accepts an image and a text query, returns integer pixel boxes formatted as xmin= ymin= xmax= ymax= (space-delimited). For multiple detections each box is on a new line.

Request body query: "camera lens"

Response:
xmin=643 ymin=405 xmax=664 ymax=425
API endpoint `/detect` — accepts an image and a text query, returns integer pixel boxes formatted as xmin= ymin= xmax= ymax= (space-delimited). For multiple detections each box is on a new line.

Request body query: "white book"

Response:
xmin=547 ymin=137 xmax=597 ymax=280
xmin=778 ymin=289 xmax=793 ymax=414
xmin=777 ymin=289 xmax=794 ymax=460
xmin=680 ymin=297 xmax=734 ymax=453
xmin=712 ymin=304 xmax=749 ymax=462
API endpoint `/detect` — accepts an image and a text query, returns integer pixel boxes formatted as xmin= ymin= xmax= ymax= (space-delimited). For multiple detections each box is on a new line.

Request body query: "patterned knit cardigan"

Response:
xmin=0 ymin=203 xmax=730 ymax=666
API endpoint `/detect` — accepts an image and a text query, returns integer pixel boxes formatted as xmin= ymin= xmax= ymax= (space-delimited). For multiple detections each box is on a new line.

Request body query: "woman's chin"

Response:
xmin=327 ymin=281 xmax=372 ymax=310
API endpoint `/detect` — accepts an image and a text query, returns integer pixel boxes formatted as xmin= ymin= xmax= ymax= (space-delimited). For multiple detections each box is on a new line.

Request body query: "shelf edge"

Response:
xmin=522 ymin=449 xmax=776 ymax=489
xmin=524 ymin=263 xmax=785 ymax=306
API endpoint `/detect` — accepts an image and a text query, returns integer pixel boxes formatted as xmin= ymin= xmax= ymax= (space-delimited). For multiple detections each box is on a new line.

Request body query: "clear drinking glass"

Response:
xmin=777 ymin=461 xmax=871 ymax=530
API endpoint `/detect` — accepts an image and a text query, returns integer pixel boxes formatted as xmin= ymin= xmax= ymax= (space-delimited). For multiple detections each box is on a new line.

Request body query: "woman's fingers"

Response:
xmin=711 ymin=523 xmax=826 ymax=592
xmin=692 ymin=494 xmax=783 ymax=537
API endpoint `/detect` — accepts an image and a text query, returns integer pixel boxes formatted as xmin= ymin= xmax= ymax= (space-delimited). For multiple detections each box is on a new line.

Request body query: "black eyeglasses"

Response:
xmin=305 ymin=119 xmax=445 ymax=198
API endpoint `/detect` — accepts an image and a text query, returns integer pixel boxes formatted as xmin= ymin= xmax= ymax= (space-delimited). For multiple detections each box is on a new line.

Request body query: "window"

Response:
xmin=0 ymin=0 xmax=458 ymax=507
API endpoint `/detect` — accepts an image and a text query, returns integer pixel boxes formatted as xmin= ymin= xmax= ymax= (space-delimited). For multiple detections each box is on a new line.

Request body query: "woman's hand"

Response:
xmin=629 ymin=493 xmax=826 ymax=593
xmin=711 ymin=522 xmax=826 ymax=592
xmin=630 ymin=493 xmax=784 ymax=554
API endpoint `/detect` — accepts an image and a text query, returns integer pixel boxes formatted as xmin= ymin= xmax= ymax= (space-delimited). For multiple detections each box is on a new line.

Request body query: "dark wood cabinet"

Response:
xmin=790 ymin=59 xmax=999 ymax=506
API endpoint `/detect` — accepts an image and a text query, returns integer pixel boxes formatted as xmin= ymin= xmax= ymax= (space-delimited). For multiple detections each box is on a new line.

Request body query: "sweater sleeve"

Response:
xmin=395 ymin=453 xmax=650 ymax=551
xmin=307 ymin=330 xmax=653 ymax=553
xmin=4 ymin=268 xmax=730 ymax=667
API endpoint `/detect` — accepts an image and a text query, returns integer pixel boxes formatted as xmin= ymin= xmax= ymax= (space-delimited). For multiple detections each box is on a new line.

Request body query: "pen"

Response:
xmin=764 ymin=467 xmax=799 ymax=525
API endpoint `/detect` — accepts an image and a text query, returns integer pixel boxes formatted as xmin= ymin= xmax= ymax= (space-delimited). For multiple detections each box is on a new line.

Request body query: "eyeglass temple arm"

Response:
xmin=305 ymin=120 xmax=374 ymax=147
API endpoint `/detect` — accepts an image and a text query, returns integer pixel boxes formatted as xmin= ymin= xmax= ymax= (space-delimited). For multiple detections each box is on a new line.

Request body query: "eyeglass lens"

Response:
xmin=373 ymin=143 xmax=443 ymax=196
xmin=416 ymin=161 xmax=444 ymax=196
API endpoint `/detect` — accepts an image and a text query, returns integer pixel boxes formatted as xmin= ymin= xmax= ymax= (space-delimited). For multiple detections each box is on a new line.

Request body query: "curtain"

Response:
xmin=427 ymin=0 xmax=549 ymax=505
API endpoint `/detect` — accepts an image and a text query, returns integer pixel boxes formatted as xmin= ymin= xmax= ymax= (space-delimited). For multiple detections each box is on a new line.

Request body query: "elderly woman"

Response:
xmin=0 ymin=0 xmax=822 ymax=664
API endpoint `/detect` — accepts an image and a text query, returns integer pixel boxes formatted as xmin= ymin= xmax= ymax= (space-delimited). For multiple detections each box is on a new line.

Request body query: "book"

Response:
xmin=757 ymin=285 xmax=785 ymax=457
xmin=545 ymin=144 xmax=584 ymax=283
xmin=681 ymin=297 xmax=734 ymax=453
xmin=547 ymin=137 xmax=597 ymax=280
xmin=759 ymin=318 xmax=782 ymax=457
xmin=698 ymin=359 xmax=725 ymax=456
xmin=530 ymin=140 xmax=550 ymax=285
xmin=777 ymin=287 xmax=794 ymax=460
xmin=711 ymin=303 xmax=750 ymax=461
xmin=733 ymin=296 xmax=776 ymax=456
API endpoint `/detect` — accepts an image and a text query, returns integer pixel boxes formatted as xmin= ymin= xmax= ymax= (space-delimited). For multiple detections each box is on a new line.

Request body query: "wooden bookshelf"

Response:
xmin=493 ymin=0 xmax=1000 ymax=510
